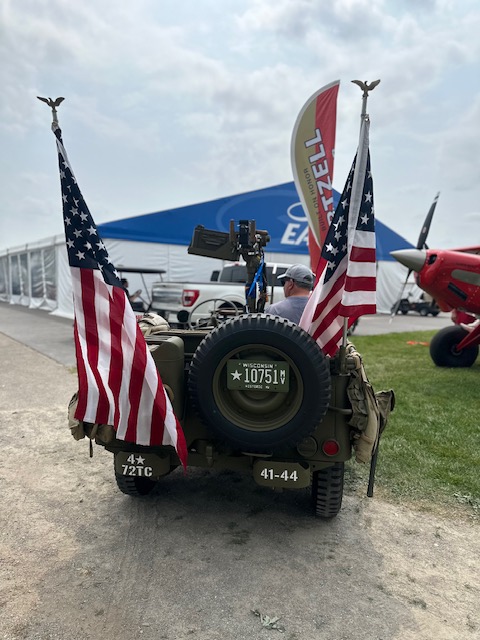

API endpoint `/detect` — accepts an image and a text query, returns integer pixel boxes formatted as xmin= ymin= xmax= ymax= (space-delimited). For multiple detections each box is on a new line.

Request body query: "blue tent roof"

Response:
xmin=98 ymin=181 xmax=412 ymax=261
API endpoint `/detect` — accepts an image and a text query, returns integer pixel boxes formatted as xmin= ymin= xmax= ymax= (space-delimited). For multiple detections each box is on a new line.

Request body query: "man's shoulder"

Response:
xmin=267 ymin=299 xmax=290 ymax=313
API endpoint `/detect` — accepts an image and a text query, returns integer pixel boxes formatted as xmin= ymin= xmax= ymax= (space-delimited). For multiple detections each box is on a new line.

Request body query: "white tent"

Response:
xmin=0 ymin=182 xmax=414 ymax=317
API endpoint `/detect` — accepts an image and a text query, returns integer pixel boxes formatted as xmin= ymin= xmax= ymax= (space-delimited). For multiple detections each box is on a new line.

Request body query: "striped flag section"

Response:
xmin=299 ymin=115 xmax=376 ymax=357
xmin=53 ymin=123 xmax=187 ymax=467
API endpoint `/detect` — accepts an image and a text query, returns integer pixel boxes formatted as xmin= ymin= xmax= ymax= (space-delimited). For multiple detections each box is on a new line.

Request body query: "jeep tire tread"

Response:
xmin=188 ymin=314 xmax=331 ymax=452
xmin=114 ymin=469 xmax=159 ymax=496
xmin=312 ymin=462 xmax=344 ymax=519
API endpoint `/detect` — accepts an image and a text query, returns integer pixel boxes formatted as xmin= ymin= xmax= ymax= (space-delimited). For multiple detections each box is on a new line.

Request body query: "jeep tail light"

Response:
xmin=182 ymin=289 xmax=200 ymax=307
xmin=322 ymin=439 xmax=340 ymax=456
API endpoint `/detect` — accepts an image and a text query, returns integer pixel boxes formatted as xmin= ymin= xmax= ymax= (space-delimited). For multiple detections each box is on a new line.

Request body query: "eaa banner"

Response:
xmin=291 ymin=80 xmax=339 ymax=271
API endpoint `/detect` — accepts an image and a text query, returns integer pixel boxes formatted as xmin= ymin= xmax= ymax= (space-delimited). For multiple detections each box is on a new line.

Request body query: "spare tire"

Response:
xmin=188 ymin=314 xmax=331 ymax=452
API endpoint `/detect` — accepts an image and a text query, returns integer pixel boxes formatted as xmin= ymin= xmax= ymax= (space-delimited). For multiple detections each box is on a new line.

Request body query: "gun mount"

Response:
xmin=188 ymin=220 xmax=271 ymax=312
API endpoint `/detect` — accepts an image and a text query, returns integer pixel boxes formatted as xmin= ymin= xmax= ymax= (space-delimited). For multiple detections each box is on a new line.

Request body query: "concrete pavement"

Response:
xmin=351 ymin=309 xmax=452 ymax=336
xmin=0 ymin=302 xmax=76 ymax=367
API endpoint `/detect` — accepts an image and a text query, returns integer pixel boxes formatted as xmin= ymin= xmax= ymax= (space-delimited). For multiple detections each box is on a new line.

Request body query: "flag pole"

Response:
xmin=339 ymin=80 xmax=380 ymax=370
xmin=351 ymin=81 xmax=381 ymax=498
xmin=37 ymin=94 xmax=188 ymax=467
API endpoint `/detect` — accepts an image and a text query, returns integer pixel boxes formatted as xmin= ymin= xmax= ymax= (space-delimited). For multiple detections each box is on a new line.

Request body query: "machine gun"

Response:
xmin=188 ymin=219 xmax=271 ymax=312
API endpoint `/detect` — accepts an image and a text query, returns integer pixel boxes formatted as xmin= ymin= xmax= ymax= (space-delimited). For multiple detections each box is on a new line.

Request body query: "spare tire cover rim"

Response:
xmin=212 ymin=344 xmax=304 ymax=431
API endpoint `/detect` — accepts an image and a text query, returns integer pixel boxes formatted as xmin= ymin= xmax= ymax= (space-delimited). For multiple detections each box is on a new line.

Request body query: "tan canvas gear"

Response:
xmin=137 ymin=312 xmax=170 ymax=352
xmin=345 ymin=346 xmax=395 ymax=463
xmin=68 ymin=392 xmax=115 ymax=456
xmin=375 ymin=389 xmax=396 ymax=438
xmin=137 ymin=311 xmax=169 ymax=335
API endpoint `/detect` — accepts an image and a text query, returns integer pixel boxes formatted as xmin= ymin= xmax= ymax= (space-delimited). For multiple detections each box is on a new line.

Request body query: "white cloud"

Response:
xmin=0 ymin=0 xmax=479 ymax=251
xmin=439 ymin=93 xmax=480 ymax=182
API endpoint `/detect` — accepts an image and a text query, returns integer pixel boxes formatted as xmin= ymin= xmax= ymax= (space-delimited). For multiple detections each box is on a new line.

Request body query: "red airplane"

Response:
xmin=391 ymin=194 xmax=480 ymax=368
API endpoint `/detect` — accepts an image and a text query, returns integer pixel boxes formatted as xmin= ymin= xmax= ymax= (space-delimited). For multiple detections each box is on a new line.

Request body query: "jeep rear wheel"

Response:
xmin=114 ymin=471 xmax=159 ymax=496
xmin=312 ymin=462 xmax=344 ymax=519
xmin=188 ymin=314 xmax=331 ymax=453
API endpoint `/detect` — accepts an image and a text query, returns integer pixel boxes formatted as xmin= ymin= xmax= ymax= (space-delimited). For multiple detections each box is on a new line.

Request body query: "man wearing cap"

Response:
xmin=266 ymin=264 xmax=315 ymax=324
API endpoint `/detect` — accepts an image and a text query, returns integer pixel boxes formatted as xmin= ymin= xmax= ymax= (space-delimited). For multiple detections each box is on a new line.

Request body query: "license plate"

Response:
xmin=227 ymin=360 xmax=289 ymax=392
xmin=114 ymin=452 xmax=170 ymax=478
xmin=253 ymin=461 xmax=311 ymax=488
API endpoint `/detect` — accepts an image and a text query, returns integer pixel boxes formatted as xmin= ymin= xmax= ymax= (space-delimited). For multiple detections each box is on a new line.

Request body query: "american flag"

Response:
xmin=299 ymin=115 xmax=376 ymax=357
xmin=53 ymin=123 xmax=187 ymax=467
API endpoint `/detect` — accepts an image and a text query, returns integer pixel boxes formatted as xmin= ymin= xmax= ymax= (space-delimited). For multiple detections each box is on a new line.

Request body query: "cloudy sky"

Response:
xmin=1 ymin=0 xmax=479 ymax=252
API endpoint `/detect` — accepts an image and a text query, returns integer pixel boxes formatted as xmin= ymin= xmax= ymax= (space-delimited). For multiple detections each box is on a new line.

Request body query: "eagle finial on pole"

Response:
xmin=37 ymin=96 xmax=65 ymax=124
xmin=351 ymin=80 xmax=380 ymax=115
xmin=351 ymin=80 xmax=381 ymax=98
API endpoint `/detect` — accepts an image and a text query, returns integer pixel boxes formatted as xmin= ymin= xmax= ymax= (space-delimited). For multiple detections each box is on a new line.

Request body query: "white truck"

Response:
xmin=150 ymin=261 xmax=295 ymax=327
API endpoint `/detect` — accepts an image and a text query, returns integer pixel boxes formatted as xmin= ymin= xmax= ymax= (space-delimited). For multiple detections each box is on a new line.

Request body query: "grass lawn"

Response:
xmin=346 ymin=330 xmax=480 ymax=519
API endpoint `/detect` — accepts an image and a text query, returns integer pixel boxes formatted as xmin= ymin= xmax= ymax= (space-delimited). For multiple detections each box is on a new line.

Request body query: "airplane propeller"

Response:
xmin=389 ymin=192 xmax=440 ymax=319
xmin=416 ymin=192 xmax=439 ymax=252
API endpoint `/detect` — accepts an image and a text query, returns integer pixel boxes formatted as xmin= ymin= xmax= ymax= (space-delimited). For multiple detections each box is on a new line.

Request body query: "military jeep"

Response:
xmin=92 ymin=310 xmax=390 ymax=519
xmin=71 ymin=221 xmax=393 ymax=519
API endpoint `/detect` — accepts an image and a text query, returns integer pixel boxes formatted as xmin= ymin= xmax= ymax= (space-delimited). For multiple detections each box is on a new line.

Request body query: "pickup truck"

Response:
xmin=150 ymin=262 xmax=295 ymax=327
